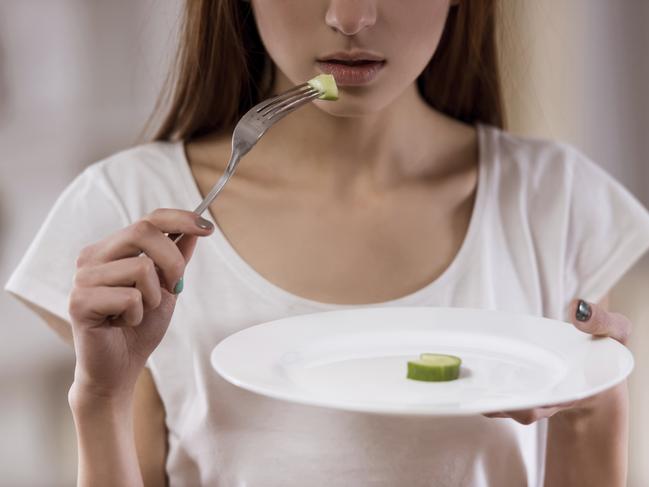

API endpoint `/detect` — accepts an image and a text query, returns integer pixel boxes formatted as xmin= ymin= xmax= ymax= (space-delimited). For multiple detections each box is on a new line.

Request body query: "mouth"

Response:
xmin=316 ymin=51 xmax=386 ymax=86
xmin=318 ymin=58 xmax=383 ymax=66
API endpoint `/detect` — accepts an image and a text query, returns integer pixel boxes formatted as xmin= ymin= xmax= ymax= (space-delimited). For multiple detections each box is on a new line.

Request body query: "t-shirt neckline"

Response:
xmin=172 ymin=123 xmax=492 ymax=311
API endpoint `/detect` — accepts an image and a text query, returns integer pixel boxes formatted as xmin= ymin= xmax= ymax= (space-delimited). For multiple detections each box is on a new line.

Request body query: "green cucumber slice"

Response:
xmin=407 ymin=353 xmax=461 ymax=382
xmin=307 ymin=74 xmax=339 ymax=101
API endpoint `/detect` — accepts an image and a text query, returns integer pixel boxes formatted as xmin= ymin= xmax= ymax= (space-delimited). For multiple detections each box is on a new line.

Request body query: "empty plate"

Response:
xmin=210 ymin=307 xmax=633 ymax=416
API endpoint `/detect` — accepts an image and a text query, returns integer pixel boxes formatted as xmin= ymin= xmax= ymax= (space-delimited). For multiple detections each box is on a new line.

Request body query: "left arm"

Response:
xmin=544 ymin=296 xmax=629 ymax=487
xmin=545 ymin=381 xmax=628 ymax=487
xmin=484 ymin=296 xmax=632 ymax=487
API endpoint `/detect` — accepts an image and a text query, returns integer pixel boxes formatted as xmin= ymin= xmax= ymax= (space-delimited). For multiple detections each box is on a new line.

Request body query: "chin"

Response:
xmin=313 ymin=93 xmax=393 ymax=118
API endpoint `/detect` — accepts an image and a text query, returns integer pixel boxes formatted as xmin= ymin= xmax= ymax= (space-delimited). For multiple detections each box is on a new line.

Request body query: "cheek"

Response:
xmin=251 ymin=0 xmax=452 ymax=111
xmin=252 ymin=1 xmax=321 ymax=69
xmin=382 ymin=1 xmax=451 ymax=72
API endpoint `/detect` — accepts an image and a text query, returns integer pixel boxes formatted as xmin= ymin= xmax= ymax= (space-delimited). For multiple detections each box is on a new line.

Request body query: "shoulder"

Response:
xmin=479 ymin=125 xmax=649 ymax=242
xmin=79 ymin=140 xmax=189 ymax=220
xmin=484 ymin=123 xmax=649 ymax=259
xmin=485 ymin=125 xmax=589 ymax=180
xmin=482 ymin=124 xmax=608 ymax=199
xmin=87 ymin=141 xmax=184 ymax=185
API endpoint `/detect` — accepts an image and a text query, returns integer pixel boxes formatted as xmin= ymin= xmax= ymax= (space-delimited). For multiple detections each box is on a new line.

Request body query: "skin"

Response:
xmin=486 ymin=297 xmax=631 ymax=487
xmin=15 ymin=0 xmax=632 ymax=485
xmin=243 ymin=0 xmax=468 ymax=200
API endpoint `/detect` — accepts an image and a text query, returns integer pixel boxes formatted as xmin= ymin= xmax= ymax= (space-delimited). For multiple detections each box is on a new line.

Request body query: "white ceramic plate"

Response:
xmin=210 ymin=307 xmax=634 ymax=416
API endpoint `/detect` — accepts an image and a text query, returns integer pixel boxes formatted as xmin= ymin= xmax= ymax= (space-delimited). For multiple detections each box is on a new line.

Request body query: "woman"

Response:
xmin=5 ymin=0 xmax=649 ymax=485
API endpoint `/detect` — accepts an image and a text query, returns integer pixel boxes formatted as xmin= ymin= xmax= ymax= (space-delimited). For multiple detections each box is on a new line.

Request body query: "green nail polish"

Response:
xmin=173 ymin=277 xmax=184 ymax=294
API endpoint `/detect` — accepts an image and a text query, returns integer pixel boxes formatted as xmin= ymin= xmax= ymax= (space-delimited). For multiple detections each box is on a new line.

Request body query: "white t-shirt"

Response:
xmin=6 ymin=123 xmax=649 ymax=487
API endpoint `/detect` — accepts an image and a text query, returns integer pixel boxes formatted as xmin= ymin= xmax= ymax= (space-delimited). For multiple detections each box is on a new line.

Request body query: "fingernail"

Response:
xmin=576 ymin=300 xmax=592 ymax=322
xmin=195 ymin=217 xmax=213 ymax=230
xmin=173 ymin=276 xmax=184 ymax=295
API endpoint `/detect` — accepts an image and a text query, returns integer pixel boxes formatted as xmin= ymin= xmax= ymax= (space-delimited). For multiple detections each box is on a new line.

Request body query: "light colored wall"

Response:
xmin=501 ymin=0 xmax=649 ymax=202
xmin=0 ymin=1 xmax=647 ymax=485
xmin=0 ymin=1 xmax=181 ymax=484
xmin=500 ymin=2 xmax=649 ymax=485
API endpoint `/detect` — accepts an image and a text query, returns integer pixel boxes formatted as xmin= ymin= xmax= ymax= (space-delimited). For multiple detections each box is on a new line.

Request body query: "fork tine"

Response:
xmin=261 ymin=91 xmax=318 ymax=119
xmin=267 ymin=90 xmax=321 ymax=121
xmin=255 ymin=83 xmax=310 ymax=113
xmin=259 ymin=86 xmax=317 ymax=117
xmin=262 ymin=87 xmax=319 ymax=116
xmin=180 ymin=81 xmax=327 ymax=229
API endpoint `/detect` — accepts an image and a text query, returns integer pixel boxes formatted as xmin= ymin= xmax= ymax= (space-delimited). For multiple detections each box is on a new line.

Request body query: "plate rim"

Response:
xmin=210 ymin=306 xmax=635 ymax=416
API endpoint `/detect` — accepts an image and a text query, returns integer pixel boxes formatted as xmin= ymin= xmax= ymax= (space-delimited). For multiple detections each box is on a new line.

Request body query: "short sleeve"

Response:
xmin=4 ymin=164 xmax=130 ymax=323
xmin=564 ymin=148 xmax=649 ymax=308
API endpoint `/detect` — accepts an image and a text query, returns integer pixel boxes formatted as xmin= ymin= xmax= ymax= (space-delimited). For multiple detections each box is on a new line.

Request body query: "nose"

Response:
xmin=325 ymin=0 xmax=377 ymax=36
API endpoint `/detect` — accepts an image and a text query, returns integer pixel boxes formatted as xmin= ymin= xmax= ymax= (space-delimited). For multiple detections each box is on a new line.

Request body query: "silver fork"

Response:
xmin=106 ymin=83 xmax=322 ymax=318
xmin=168 ymin=82 xmax=321 ymax=243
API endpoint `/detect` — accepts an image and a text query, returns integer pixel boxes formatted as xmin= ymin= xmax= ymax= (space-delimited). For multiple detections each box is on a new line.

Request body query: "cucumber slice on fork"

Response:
xmin=307 ymin=74 xmax=339 ymax=100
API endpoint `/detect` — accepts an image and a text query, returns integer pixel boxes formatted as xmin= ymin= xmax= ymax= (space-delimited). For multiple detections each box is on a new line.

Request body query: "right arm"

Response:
xmin=20 ymin=300 xmax=170 ymax=486
xmin=15 ymin=299 xmax=168 ymax=485
xmin=69 ymin=384 xmax=143 ymax=487
xmin=69 ymin=369 xmax=168 ymax=487
xmin=22 ymin=209 xmax=214 ymax=486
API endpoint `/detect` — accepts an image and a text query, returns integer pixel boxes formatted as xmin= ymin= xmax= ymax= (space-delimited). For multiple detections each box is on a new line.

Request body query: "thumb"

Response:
xmin=569 ymin=299 xmax=632 ymax=345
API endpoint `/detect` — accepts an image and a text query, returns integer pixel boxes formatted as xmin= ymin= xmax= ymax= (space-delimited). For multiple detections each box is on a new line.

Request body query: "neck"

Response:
xmin=199 ymin=75 xmax=477 ymax=196
xmin=240 ymin=71 xmax=468 ymax=191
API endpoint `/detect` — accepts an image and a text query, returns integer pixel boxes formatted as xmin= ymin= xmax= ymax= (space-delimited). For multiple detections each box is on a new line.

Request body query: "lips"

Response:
xmin=316 ymin=60 xmax=385 ymax=86
xmin=322 ymin=59 xmax=378 ymax=66
xmin=318 ymin=50 xmax=385 ymax=62
xmin=316 ymin=51 xmax=386 ymax=86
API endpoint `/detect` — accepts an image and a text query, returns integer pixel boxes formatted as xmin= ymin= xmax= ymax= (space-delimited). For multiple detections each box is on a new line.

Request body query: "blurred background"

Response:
xmin=0 ymin=1 xmax=647 ymax=485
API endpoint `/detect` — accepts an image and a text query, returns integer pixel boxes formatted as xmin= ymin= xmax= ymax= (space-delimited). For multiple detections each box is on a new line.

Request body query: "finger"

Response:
xmin=483 ymin=412 xmax=509 ymax=418
xmin=540 ymin=400 xmax=578 ymax=409
xmin=491 ymin=410 xmax=544 ymax=425
xmin=69 ymin=286 xmax=144 ymax=328
xmin=74 ymin=210 xmax=213 ymax=294
xmin=143 ymin=208 xmax=214 ymax=242
xmin=120 ymin=221 xmax=187 ymax=293
xmin=514 ymin=407 xmax=565 ymax=424
xmin=77 ymin=209 xmax=213 ymax=265
xmin=176 ymin=234 xmax=199 ymax=263
xmin=74 ymin=256 xmax=162 ymax=311
xmin=570 ymin=299 xmax=632 ymax=345
xmin=484 ymin=402 xmax=576 ymax=423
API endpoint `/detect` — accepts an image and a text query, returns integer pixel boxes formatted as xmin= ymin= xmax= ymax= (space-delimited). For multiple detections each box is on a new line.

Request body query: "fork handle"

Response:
xmin=193 ymin=151 xmax=240 ymax=215
xmin=166 ymin=232 xmax=185 ymax=244
xmin=165 ymin=151 xmax=241 ymax=245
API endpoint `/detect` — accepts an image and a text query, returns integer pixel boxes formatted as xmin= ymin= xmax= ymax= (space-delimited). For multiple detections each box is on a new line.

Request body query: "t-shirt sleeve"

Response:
xmin=4 ymin=164 xmax=130 ymax=323
xmin=564 ymin=148 xmax=649 ymax=309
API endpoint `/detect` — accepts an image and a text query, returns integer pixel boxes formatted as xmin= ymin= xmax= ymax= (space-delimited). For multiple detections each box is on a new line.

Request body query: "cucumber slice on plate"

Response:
xmin=307 ymin=74 xmax=339 ymax=101
xmin=407 ymin=353 xmax=462 ymax=382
